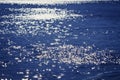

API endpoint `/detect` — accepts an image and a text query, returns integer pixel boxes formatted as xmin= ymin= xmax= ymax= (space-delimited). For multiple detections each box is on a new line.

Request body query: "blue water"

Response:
xmin=0 ymin=1 xmax=120 ymax=80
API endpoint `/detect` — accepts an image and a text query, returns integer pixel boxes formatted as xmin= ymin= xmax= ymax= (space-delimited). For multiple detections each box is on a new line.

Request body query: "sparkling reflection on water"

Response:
xmin=0 ymin=3 xmax=120 ymax=80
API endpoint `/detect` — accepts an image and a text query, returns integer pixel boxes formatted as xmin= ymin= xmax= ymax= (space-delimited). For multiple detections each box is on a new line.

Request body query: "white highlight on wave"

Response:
xmin=12 ymin=8 xmax=82 ymax=20
xmin=1 ymin=8 xmax=82 ymax=36
xmin=2 ymin=8 xmax=82 ymax=20
xmin=0 ymin=0 xmax=113 ymax=4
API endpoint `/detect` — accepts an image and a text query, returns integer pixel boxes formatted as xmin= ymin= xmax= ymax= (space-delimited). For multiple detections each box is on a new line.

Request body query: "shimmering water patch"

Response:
xmin=0 ymin=2 xmax=120 ymax=80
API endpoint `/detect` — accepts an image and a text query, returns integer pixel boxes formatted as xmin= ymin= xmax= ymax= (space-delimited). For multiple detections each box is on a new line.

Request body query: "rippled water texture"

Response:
xmin=0 ymin=1 xmax=120 ymax=80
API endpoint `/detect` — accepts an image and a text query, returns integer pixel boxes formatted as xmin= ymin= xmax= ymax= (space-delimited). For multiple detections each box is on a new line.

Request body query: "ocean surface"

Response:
xmin=0 ymin=1 xmax=120 ymax=80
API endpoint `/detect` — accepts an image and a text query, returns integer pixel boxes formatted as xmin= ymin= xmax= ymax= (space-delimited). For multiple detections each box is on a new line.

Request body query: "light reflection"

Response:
xmin=1 ymin=8 xmax=82 ymax=37
xmin=0 ymin=3 xmax=120 ymax=80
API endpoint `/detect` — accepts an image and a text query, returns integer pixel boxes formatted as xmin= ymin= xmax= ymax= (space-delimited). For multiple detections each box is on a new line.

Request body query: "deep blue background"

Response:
xmin=0 ymin=1 xmax=120 ymax=80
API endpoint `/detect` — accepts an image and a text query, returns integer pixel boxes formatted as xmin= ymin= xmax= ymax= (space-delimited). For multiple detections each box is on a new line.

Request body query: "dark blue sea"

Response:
xmin=0 ymin=1 xmax=120 ymax=80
